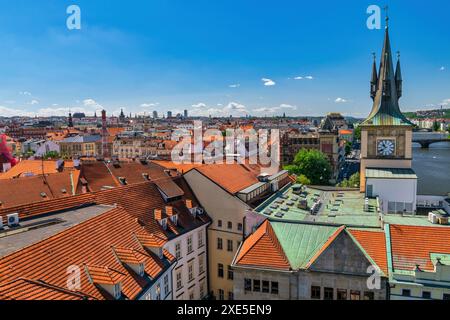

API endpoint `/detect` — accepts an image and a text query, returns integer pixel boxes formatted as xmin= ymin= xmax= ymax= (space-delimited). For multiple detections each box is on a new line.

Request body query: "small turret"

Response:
xmin=370 ymin=53 xmax=378 ymax=100
xmin=395 ymin=52 xmax=403 ymax=99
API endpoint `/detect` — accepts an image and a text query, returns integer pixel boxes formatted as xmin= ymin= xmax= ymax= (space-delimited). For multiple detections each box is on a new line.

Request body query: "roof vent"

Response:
xmin=61 ymin=188 xmax=67 ymax=194
xmin=142 ymin=173 xmax=150 ymax=181
xmin=40 ymin=192 xmax=47 ymax=198
xmin=118 ymin=177 xmax=127 ymax=185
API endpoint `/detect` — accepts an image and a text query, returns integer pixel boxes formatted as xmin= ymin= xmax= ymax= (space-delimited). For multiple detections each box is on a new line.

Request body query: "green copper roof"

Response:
xmin=270 ymin=221 xmax=339 ymax=270
xmin=361 ymin=25 xmax=413 ymax=127
xmin=430 ymin=253 xmax=450 ymax=266
xmin=366 ymin=168 xmax=418 ymax=179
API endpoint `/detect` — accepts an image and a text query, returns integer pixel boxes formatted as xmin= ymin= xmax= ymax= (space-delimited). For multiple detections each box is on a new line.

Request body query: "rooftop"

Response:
xmin=366 ymin=168 xmax=418 ymax=179
xmin=255 ymin=184 xmax=449 ymax=228
xmin=0 ymin=204 xmax=113 ymax=258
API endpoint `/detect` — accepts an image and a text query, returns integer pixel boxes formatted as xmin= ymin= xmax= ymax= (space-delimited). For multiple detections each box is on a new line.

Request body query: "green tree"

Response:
xmin=344 ymin=141 xmax=352 ymax=156
xmin=338 ymin=172 xmax=360 ymax=188
xmin=353 ymin=126 xmax=361 ymax=141
xmin=43 ymin=151 xmax=60 ymax=160
xmin=433 ymin=121 xmax=440 ymax=132
xmin=285 ymin=149 xmax=332 ymax=185
xmin=296 ymin=174 xmax=311 ymax=185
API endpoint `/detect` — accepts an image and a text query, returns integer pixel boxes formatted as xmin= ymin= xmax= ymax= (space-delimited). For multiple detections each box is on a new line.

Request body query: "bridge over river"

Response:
xmin=412 ymin=132 xmax=450 ymax=148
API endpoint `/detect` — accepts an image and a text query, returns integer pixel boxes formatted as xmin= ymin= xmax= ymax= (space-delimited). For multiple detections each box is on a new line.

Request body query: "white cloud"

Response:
xmin=440 ymin=66 xmax=445 ymax=71
xmin=83 ymin=98 xmax=103 ymax=109
xmin=19 ymin=91 xmax=32 ymax=96
xmin=189 ymin=102 xmax=249 ymax=117
xmin=140 ymin=102 xmax=159 ymax=108
xmin=229 ymin=84 xmax=240 ymax=88
xmin=294 ymin=75 xmax=313 ymax=80
xmin=253 ymin=104 xmax=297 ymax=114
xmin=335 ymin=97 xmax=348 ymax=103
xmin=28 ymin=99 xmax=39 ymax=105
xmin=0 ymin=105 xmax=34 ymax=117
xmin=261 ymin=78 xmax=276 ymax=86
xmin=441 ymin=99 xmax=450 ymax=106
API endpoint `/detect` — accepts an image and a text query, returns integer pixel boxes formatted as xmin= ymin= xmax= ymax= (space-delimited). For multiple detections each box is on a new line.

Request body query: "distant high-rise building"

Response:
xmin=184 ymin=109 xmax=188 ymax=118
xmin=153 ymin=111 xmax=158 ymax=119
xmin=167 ymin=111 xmax=173 ymax=118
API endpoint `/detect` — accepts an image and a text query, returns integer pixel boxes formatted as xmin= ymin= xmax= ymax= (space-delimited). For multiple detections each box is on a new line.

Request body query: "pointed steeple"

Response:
xmin=361 ymin=17 xmax=413 ymax=126
xmin=370 ymin=53 xmax=378 ymax=100
xmin=68 ymin=111 xmax=73 ymax=128
xmin=395 ymin=51 xmax=403 ymax=99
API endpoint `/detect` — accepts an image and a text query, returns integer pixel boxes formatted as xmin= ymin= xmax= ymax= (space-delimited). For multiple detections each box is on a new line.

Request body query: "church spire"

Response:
xmin=395 ymin=51 xmax=403 ymax=99
xmin=361 ymin=16 xmax=413 ymax=126
xmin=370 ymin=53 xmax=378 ymax=100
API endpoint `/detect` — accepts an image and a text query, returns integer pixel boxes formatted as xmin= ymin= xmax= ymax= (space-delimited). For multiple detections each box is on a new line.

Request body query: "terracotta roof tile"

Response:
xmin=85 ymin=264 xmax=127 ymax=285
xmin=389 ymin=224 xmax=450 ymax=272
xmin=195 ymin=163 xmax=260 ymax=194
xmin=349 ymin=229 xmax=388 ymax=275
xmin=235 ymin=220 xmax=290 ymax=270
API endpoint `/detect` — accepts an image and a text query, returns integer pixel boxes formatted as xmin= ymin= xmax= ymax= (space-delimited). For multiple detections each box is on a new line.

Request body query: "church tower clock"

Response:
xmin=359 ymin=16 xmax=417 ymax=213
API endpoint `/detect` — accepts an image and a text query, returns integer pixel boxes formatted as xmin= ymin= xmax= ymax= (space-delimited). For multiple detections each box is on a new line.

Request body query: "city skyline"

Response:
xmin=0 ymin=1 xmax=449 ymax=118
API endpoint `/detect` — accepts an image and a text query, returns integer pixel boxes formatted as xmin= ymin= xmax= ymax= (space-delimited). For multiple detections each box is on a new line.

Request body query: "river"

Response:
xmin=412 ymin=142 xmax=450 ymax=196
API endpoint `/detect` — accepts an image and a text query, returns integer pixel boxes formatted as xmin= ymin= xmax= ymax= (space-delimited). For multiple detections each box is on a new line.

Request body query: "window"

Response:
xmin=175 ymin=242 xmax=181 ymax=260
xmin=188 ymin=262 xmax=194 ymax=282
xmin=402 ymin=289 xmax=411 ymax=297
xmin=218 ymin=264 xmax=224 ymax=278
xmin=198 ymin=231 xmax=204 ymax=248
xmin=253 ymin=280 xmax=261 ymax=292
xmin=155 ymin=284 xmax=161 ymax=300
xmin=218 ymin=289 xmax=224 ymax=300
xmin=364 ymin=292 xmax=374 ymax=300
xmin=187 ymin=235 xmax=193 ymax=254
xmin=227 ymin=221 xmax=232 ymax=229
xmin=237 ymin=223 xmax=243 ymax=231
xmin=198 ymin=254 xmax=205 ymax=274
xmin=311 ymin=286 xmax=321 ymax=299
xmin=199 ymin=282 xmax=206 ymax=298
xmin=422 ymin=291 xmax=431 ymax=299
xmin=217 ymin=238 xmax=223 ymax=250
xmin=350 ymin=290 xmax=361 ymax=300
xmin=227 ymin=239 xmax=233 ymax=252
xmin=189 ymin=290 xmax=195 ymax=300
xmin=262 ymin=281 xmax=270 ymax=293
xmin=337 ymin=289 xmax=347 ymax=300
xmin=443 ymin=294 xmax=450 ymax=300
xmin=228 ymin=291 xmax=234 ymax=300
xmin=271 ymin=282 xmax=279 ymax=295
xmin=227 ymin=266 xmax=233 ymax=280
xmin=164 ymin=274 xmax=169 ymax=295
xmin=324 ymin=287 xmax=334 ymax=300
xmin=176 ymin=271 xmax=182 ymax=290
xmin=244 ymin=279 xmax=252 ymax=292
xmin=218 ymin=220 xmax=222 ymax=227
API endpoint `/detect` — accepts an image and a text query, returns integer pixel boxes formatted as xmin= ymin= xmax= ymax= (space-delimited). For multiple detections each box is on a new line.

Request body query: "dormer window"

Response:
xmin=118 ymin=177 xmax=127 ymax=185
xmin=160 ymin=218 xmax=168 ymax=230
xmin=171 ymin=214 xmax=178 ymax=226
xmin=114 ymin=283 xmax=122 ymax=300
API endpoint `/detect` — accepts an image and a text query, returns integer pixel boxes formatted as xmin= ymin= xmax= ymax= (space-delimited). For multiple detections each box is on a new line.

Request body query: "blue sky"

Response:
xmin=0 ymin=0 xmax=449 ymax=118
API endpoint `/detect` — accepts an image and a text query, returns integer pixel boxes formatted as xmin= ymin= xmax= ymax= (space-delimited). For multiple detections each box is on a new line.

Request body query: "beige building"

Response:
xmin=232 ymin=220 xmax=388 ymax=300
xmin=184 ymin=164 xmax=290 ymax=300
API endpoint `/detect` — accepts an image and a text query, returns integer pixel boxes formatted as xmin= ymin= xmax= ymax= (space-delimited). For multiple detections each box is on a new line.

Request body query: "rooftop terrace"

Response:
xmin=255 ymin=184 xmax=450 ymax=228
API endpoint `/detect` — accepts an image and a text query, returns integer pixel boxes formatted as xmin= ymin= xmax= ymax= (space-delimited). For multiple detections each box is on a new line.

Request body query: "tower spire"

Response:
xmin=361 ymin=14 xmax=413 ymax=126
xmin=395 ymin=51 xmax=403 ymax=98
xmin=370 ymin=52 xmax=378 ymax=100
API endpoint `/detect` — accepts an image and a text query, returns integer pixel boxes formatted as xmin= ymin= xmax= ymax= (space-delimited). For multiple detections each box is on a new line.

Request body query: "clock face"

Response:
xmin=377 ymin=139 xmax=395 ymax=156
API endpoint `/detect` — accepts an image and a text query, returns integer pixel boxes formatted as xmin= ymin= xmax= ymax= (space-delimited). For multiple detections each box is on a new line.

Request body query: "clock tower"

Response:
xmin=359 ymin=17 xmax=417 ymax=213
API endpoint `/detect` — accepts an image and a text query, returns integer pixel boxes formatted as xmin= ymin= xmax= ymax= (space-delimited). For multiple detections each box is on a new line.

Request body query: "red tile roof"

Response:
xmin=349 ymin=229 xmax=388 ymax=275
xmin=0 ymin=278 xmax=95 ymax=300
xmin=389 ymin=224 xmax=450 ymax=272
xmin=0 ymin=207 xmax=173 ymax=300
xmin=0 ymin=160 xmax=75 ymax=180
xmin=235 ymin=220 xmax=290 ymax=270
xmin=195 ymin=163 xmax=261 ymax=194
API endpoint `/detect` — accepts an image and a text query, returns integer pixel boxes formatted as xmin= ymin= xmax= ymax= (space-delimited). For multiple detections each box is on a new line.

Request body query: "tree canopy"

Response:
xmin=284 ymin=149 xmax=332 ymax=185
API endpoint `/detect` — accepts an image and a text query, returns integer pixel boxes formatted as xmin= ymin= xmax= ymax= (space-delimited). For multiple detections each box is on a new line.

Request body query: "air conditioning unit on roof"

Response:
xmin=7 ymin=213 xmax=19 ymax=227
